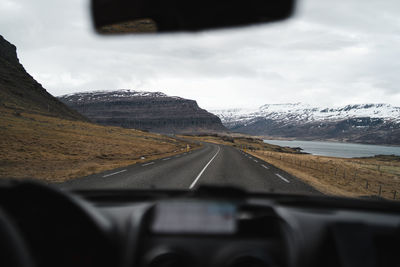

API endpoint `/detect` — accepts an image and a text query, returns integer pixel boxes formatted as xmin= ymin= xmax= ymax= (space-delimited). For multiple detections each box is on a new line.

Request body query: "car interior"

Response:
xmin=1 ymin=0 xmax=399 ymax=267
xmin=1 ymin=180 xmax=400 ymax=267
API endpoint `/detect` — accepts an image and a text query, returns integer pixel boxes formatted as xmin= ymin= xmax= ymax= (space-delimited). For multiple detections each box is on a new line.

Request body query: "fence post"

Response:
xmin=365 ymin=180 xmax=369 ymax=189
xmin=394 ymin=190 xmax=397 ymax=200
xmin=378 ymin=185 xmax=382 ymax=196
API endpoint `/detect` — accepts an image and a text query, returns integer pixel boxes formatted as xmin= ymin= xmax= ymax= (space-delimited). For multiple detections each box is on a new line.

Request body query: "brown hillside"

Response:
xmin=0 ymin=35 xmax=86 ymax=121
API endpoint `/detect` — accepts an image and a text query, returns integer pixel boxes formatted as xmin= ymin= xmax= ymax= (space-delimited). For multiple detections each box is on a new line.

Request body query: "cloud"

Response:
xmin=0 ymin=0 xmax=400 ymax=109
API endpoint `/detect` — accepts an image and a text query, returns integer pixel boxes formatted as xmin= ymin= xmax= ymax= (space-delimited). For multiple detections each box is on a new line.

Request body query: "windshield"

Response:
xmin=0 ymin=0 xmax=399 ymax=201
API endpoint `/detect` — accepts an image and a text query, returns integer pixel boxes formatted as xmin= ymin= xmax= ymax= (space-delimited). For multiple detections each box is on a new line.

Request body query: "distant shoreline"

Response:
xmin=260 ymin=136 xmax=400 ymax=148
xmin=261 ymin=138 xmax=400 ymax=159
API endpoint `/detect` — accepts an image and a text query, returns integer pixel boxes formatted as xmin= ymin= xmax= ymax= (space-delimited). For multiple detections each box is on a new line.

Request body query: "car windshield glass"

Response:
xmin=0 ymin=0 xmax=399 ymax=201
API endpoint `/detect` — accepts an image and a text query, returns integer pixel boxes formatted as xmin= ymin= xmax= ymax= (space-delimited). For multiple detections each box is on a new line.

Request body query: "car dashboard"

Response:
xmin=0 ymin=181 xmax=399 ymax=267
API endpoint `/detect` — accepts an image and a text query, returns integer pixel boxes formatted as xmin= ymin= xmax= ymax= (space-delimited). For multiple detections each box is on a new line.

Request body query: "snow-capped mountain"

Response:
xmin=212 ymin=103 xmax=400 ymax=145
xmin=59 ymin=89 xmax=182 ymax=103
xmin=58 ymin=90 xmax=227 ymax=134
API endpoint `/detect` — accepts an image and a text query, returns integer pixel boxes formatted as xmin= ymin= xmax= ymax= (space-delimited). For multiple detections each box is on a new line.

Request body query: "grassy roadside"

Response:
xmin=249 ymin=151 xmax=400 ymax=200
xmin=0 ymin=107 xmax=199 ymax=183
xmin=182 ymin=134 xmax=400 ymax=200
xmin=179 ymin=134 xmax=302 ymax=153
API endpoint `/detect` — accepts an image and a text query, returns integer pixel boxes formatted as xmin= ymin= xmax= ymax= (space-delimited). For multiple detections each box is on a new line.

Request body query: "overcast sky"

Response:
xmin=0 ymin=0 xmax=400 ymax=109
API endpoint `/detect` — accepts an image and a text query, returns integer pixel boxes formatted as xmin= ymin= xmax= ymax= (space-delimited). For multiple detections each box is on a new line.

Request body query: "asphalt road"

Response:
xmin=59 ymin=143 xmax=321 ymax=195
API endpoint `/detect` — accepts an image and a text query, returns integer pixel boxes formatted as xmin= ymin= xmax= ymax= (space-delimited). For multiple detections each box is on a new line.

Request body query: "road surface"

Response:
xmin=59 ymin=143 xmax=320 ymax=195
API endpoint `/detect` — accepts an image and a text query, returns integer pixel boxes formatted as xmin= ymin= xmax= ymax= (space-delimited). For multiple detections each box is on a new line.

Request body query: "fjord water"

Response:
xmin=263 ymin=140 xmax=400 ymax=158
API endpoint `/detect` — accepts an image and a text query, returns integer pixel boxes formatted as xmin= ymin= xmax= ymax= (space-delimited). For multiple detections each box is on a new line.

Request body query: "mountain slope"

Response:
xmin=212 ymin=103 xmax=400 ymax=145
xmin=0 ymin=35 xmax=86 ymax=121
xmin=58 ymin=90 xmax=227 ymax=134
xmin=0 ymin=35 xmax=197 ymax=182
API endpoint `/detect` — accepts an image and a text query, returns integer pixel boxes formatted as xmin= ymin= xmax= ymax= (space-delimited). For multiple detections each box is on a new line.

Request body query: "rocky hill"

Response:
xmin=0 ymin=35 xmax=86 ymax=121
xmin=58 ymin=90 xmax=227 ymax=134
xmin=212 ymin=103 xmax=400 ymax=145
xmin=0 ymin=35 xmax=198 ymax=182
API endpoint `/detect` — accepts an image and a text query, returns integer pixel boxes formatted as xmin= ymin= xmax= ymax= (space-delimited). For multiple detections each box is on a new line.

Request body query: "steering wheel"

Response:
xmin=0 ymin=208 xmax=33 ymax=267
xmin=0 ymin=180 xmax=115 ymax=267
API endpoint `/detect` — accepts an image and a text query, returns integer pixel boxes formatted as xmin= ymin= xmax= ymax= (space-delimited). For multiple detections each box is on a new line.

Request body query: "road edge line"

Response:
xmin=103 ymin=169 xmax=127 ymax=178
xmin=189 ymin=146 xmax=221 ymax=189
xmin=275 ymin=173 xmax=290 ymax=183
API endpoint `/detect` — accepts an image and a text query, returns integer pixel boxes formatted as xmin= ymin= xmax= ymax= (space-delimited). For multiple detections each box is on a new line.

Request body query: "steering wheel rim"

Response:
xmin=0 ymin=208 xmax=33 ymax=267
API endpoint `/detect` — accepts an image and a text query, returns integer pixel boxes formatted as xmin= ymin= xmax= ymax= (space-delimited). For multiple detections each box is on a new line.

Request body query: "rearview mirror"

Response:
xmin=91 ymin=0 xmax=295 ymax=34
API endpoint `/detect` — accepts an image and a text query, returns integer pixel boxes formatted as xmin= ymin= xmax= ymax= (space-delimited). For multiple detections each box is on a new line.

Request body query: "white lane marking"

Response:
xmin=253 ymin=159 xmax=258 ymax=163
xmin=103 ymin=169 xmax=127 ymax=178
xmin=189 ymin=146 xmax=221 ymax=189
xmin=275 ymin=173 xmax=290 ymax=183
xmin=142 ymin=162 xmax=155 ymax=166
xmin=162 ymin=157 xmax=171 ymax=161
xmin=261 ymin=164 xmax=269 ymax=169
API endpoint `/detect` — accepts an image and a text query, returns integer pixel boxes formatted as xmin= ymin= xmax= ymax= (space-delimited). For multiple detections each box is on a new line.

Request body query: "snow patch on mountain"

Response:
xmin=59 ymin=89 xmax=182 ymax=102
xmin=212 ymin=103 xmax=400 ymax=128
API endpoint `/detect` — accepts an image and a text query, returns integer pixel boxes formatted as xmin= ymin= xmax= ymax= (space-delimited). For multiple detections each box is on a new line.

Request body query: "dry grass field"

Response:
xmin=183 ymin=134 xmax=400 ymax=200
xmin=98 ymin=19 xmax=157 ymax=34
xmin=249 ymin=151 xmax=400 ymax=200
xmin=0 ymin=107 xmax=198 ymax=182
xmin=180 ymin=134 xmax=301 ymax=153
